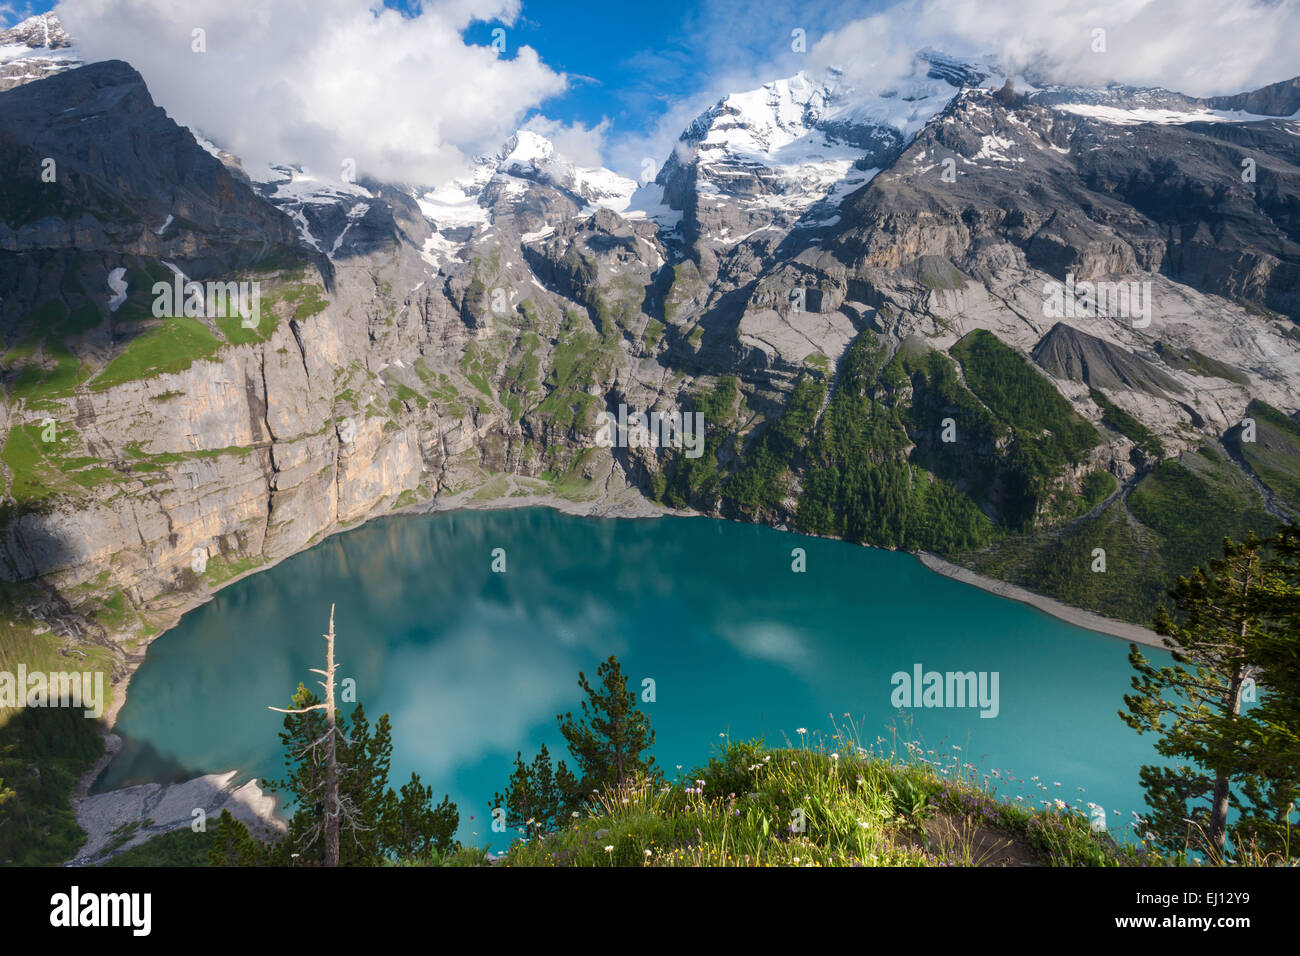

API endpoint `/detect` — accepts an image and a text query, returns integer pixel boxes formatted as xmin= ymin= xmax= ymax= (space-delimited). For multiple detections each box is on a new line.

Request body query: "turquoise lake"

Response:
xmin=98 ymin=507 xmax=1170 ymax=846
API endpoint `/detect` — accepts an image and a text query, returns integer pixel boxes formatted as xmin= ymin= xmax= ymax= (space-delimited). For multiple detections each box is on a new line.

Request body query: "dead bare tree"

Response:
xmin=270 ymin=603 xmax=343 ymax=866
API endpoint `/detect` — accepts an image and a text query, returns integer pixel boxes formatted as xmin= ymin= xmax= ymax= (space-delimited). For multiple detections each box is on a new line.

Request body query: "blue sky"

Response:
xmin=456 ymin=0 xmax=874 ymax=143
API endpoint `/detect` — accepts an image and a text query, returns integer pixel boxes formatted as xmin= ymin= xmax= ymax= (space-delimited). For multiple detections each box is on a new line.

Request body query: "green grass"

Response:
xmin=1081 ymin=469 xmax=1117 ymax=508
xmin=91 ymin=318 xmax=221 ymax=390
xmin=3 ymin=301 xmax=98 ymax=401
xmin=6 ymin=269 xmax=324 ymax=400
xmin=13 ymin=274 xmax=325 ymax=397
xmin=1128 ymin=452 xmax=1279 ymax=580
xmin=545 ymin=448 xmax=602 ymax=501
xmin=642 ymin=319 xmax=665 ymax=351
xmin=0 ymin=424 xmax=62 ymax=503
xmin=459 ymin=341 xmax=501 ymax=399
xmin=0 ymin=583 xmax=118 ymax=729
xmin=501 ymin=338 xmax=541 ymax=418
xmin=281 ymin=282 xmax=328 ymax=320
xmin=977 ymin=496 xmax=1165 ymax=621
xmin=215 ymin=310 xmax=272 ymax=346
xmin=199 ymin=553 xmax=265 ymax=589
xmin=215 ymin=280 xmax=325 ymax=345
xmin=1236 ymin=399 xmax=1300 ymax=512
xmin=110 ymin=264 xmax=173 ymax=324
xmin=593 ymin=294 xmax=639 ymax=339
xmin=535 ymin=313 xmax=617 ymax=431
xmin=93 ymin=588 xmax=134 ymax=632
xmin=0 ymin=422 xmax=128 ymax=504
xmin=663 ymin=261 xmax=705 ymax=324
xmin=13 ymin=342 xmax=89 ymax=401
xmin=430 ymin=734 xmax=1156 ymax=868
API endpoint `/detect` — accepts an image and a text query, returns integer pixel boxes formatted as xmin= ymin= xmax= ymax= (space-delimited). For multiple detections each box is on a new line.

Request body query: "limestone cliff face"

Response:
xmin=0 ymin=62 xmax=515 ymax=655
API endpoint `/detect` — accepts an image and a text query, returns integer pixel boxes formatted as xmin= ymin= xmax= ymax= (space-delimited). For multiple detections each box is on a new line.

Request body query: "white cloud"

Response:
xmin=606 ymin=0 xmax=1300 ymax=179
xmin=808 ymin=0 xmax=1300 ymax=98
xmin=520 ymin=115 xmax=610 ymax=170
xmin=0 ymin=3 xmax=34 ymax=26
xmin=716 ymin=621 xmax=812 ymax=672
xmin=56 ymin=0 xmax=568 ymax=185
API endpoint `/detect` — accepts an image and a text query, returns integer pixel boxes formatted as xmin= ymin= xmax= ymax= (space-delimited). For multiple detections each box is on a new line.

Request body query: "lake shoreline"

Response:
xmin=73 ymin=487 xmax=1167 ymax=861
xmin=916 ymin=552 xmax=1170 ymax=650
xmin=70 ymin=733 xmax=286 ymax=866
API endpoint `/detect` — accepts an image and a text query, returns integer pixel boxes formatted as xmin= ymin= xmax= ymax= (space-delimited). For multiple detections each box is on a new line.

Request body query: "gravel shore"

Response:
xmin=917 ymin=552 xmax=1172 ymax=650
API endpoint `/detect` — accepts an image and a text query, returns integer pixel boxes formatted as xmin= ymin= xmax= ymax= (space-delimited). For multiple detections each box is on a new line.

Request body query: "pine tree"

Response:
xmin=269 ymin=605 xmax=349 ymax=866
xmin=491 ymin=743 xmax=579 ymax=838
xmin=557 ymin=655 xmax=658 ymax=797
xmin=208 ymin=809 xmax=262 ymax=866
xmin=263 ymin=606 xmax=460 ymax=865
xmin=383 ymin=773 xmax=459 ymax=859
xmin=265 ymin=683 xmax=369 ymax=865
xmin=1122 ymin=535 xmax=1270 ymax=859
xmin=336 ymin=704 xmax=390 ymax=864
xmin=1233 ymin=525 xmax=1300 ymax=854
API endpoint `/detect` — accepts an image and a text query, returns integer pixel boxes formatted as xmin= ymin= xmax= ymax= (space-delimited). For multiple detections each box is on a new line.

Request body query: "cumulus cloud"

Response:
xmin=808 ymin=0 xmax=1300 ymax=97
xmin=520 ymin=115 xmax=611 ymax=169
xmin=0 ymin=2 xmax=37 ymax=25
xmin=607 ymin=0 xmax=1300 ymax=178
xmin=56 ymin=0 xmax=568 ymax=185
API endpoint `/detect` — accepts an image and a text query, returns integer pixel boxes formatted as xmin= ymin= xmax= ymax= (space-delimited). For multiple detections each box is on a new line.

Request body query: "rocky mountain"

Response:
xmin=0 ymin=12 xmax=80 ymax=92
xmin=657 ymin=53 xmax=1001 ymax=254
xmin=3 ymin=12 xmax=1300 ymax=694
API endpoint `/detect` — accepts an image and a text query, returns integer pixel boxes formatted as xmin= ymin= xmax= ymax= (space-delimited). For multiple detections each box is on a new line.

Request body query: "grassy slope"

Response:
xmin=965 ymin=446 xmax=1281 ymax=622
xmin=101 ymin=736 xmax=1162 ymax=868
xmin=1238 ymin=399 xmax=1300 ymax=514
xmin=0 ymin=582 xmax=119 ymax=866
xmin=0 ymin=705 xmax=103 ymax=866
xmin=436 ymin=738 xmax=1156 ymax=868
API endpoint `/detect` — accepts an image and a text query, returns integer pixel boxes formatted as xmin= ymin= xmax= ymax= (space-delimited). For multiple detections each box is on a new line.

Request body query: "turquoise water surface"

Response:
xmin=99 ymin=508 xmax=1170 ymax=845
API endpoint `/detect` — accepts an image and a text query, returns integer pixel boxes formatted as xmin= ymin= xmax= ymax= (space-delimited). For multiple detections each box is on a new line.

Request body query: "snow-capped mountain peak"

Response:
xmin=497 ymin=129 xmax=557 ymax=167
xmin=0 ymin=11 xmax=73 ymax=50
xmin=418 ymin=129 xmax=637 ymax=233
xmin=491 ymin=129 xmax=637 ymax=212
xmin=658 ymin=52 xmax=1006 ymax=246
xmin=703 ymin=71 xmax=835 ymax=155
xmin=0 ymin=12 xmax=82 ymax=91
